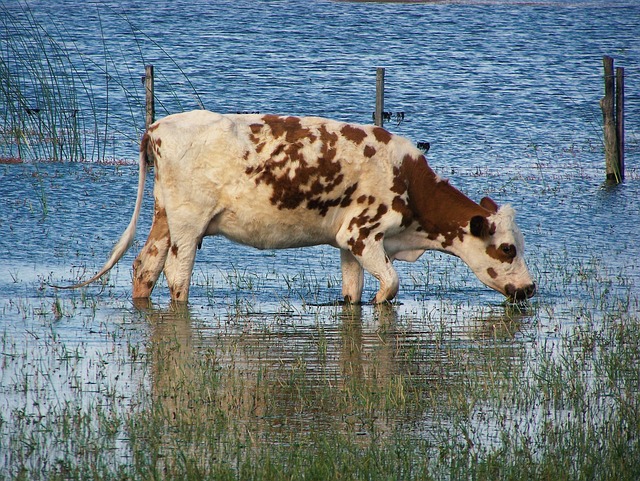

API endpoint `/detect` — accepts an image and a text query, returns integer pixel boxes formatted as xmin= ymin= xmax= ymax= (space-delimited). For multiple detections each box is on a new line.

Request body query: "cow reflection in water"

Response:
xmin=137 ymin=300 xmax=529 ymax=440
xmin=139 ymin=300 xmax=402 ymax=432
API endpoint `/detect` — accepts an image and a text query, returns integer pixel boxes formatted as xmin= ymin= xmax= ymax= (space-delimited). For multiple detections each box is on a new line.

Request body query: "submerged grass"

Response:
xmin=1 ymin=248 xmax=639 ymax=480
xmin=1 ymin=7 xmax=639 ymax=478
xmin=0 ymin=1 xmax=203 ymax=163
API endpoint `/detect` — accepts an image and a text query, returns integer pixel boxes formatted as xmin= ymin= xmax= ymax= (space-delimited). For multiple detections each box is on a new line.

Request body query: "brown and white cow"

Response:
xmin=61 ymin=110 xmax=536 ymax=303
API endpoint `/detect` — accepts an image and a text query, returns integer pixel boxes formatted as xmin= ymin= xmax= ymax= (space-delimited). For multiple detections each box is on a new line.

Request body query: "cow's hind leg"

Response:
xmin=162 ymin=219 xmax=203 ymax=303
xmin=340 ymin=249 xmax=365 ymax=303
xmin=163 ymin=241 xmax=198 ymax=303
xmin=133 ymin=204 xmax=171 ymax=298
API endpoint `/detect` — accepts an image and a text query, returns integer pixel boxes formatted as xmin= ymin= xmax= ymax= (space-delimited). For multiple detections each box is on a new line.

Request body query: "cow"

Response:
xmin=58 ymin=110 xmax=536 ymax=303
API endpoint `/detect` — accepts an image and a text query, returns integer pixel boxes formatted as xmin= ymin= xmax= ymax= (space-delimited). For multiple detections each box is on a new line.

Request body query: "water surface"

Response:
xmin=1 ymin=0 xmax=639 ymax=473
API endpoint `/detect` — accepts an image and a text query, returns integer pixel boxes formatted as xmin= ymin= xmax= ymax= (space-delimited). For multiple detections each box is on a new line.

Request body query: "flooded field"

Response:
xmin=2 ymin=159 xmax=639 ymax=479
xmin=2 ymin=0 xmax=640 ymax=478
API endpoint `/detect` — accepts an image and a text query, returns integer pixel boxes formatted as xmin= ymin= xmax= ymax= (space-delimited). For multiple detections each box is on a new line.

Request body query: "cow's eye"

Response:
xmin=501 ymin=244 xmax=516 ymax=257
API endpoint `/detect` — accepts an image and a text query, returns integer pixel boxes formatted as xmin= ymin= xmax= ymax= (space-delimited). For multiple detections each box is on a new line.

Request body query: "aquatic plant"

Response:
xmin=0 ymin=2 xmax=203 ymax=163
xmin=2 ymin=242 xmax=639 ymax=480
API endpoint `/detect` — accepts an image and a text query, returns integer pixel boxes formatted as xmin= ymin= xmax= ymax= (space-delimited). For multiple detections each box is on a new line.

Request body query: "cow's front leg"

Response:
xmin=359 ymin=245 xmax=398 ymax=304
xmin=339 ymin=235 xmax=398 ymax=304
xmin=340 ymin=249 xmax=364 ymax=303
xmin=133 ymin=204 xmax=170 ymax=298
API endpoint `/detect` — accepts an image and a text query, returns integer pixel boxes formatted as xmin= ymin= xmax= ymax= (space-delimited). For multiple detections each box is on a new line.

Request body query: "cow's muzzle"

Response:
xmin=505 ymin=282 xmax=536 ymax=301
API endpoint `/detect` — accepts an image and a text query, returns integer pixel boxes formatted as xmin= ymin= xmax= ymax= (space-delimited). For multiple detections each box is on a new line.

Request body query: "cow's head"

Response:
xmin=459 ymin=197 xmax=536 ymax=301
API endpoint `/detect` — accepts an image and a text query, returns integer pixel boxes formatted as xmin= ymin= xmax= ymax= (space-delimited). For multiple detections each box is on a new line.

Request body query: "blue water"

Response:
xmin=2 ymin=0 xmax=638 ymax=171
xmin=1 ymin=0 xmax=639 ymax=465
xmin=2 ymin=0 xmax=639 ymax=311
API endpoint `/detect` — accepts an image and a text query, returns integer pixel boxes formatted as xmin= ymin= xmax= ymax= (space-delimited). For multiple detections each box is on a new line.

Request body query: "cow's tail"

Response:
xmin=53 ymin=136 xmax=149 ymax=290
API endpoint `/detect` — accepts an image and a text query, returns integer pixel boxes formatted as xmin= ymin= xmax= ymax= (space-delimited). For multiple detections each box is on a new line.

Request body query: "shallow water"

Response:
xmin=1 ymin=160 xmax=638 ymax=429
xmin=2 ymin=0 xmax=639 ymax=165
xmin=1 ymin=0 xmax=639 ymax=474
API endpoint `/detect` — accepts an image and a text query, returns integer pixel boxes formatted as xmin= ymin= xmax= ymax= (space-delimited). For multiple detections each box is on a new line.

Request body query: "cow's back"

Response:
xmin=147 ymin=111 xmax=420 ymax=249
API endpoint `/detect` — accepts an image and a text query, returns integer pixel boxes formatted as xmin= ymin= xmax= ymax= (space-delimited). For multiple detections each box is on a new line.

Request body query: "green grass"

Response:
xmin=0 ymin=1 xmax=203 ymax=163
xmin=1 ymin=6 xmax=638 ymax=479
xmin=1 ymin=249 xmax=639 ymax=480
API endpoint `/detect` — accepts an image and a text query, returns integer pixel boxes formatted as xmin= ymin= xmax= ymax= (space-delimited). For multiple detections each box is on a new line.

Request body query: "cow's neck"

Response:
xmin=403 ymin=156 xmax=487 ymax=249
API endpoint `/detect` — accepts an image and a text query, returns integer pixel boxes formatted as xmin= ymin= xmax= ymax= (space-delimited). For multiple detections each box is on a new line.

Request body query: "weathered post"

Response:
xmin=616 ymin=66 xmax=625 ymax=181
xmin=145 ymin=65 xmax=155 ymax=130
xmin=375 ymin=67 xmax=385 ymax=127
xmin=600 ymin=56 xmax=620 ymax=183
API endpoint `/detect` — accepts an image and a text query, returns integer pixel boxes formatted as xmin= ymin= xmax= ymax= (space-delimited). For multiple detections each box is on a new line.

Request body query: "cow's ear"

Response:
xmin=470 ymin=215 xmax=490 ymax=238
xmin=480 ymin=196 xmax=499 ymax=213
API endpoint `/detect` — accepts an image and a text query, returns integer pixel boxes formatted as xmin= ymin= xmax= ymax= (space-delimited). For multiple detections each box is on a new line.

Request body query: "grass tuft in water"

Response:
xmin=0 ymin=1 xmax=204 ymax=163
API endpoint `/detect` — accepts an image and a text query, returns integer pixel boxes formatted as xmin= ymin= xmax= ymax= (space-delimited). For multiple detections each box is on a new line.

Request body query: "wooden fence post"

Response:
xmin=600 ymin=56 xmax=622 ymax=183
xmin=145 ymin=65 xmax=155 ymax=130
xmin=616 ymin=66 xmax=625 ymax=181
xmin=375 ymin=67 xmax=385 ymax=127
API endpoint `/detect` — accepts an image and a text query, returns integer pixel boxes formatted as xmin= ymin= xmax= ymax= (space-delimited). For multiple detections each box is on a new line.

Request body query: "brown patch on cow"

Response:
xmin=363 ymin=145 xmax=376 ymax=158
xmin=139 ymin=204 xmax=170 ymax=251
xmin=374 ymin=204 xmax=388 ymax=220
xmin=348 ymin=237 xmax=365 ymax=257
xmin=249 ymin=124 xmax=265 ymax=152
xmin=487 ymin=267 xmax=498 ymax=279
xmin=345 ymin=203 xmax=388 ymax=255
xmin=171 ymin=243 xmax=179 ymax=256
xmin=346 ymin=202 xmax=390 ymax=257
xmin=392 ymin=196 xmax=413 ymax=227
xmin=372 ymin=127 xmax=392 ymax=144
xmin=262 ymin=115 xmax=317 ymax=144
xmin=480 ymin=196 xmax=499 ymax=213
xmin=339 ymin=182 xmax=358 ymax=208
xmin=318 ymin=124 xmax=338 ymax=163
xmin=486 ymin=243 xmax=516 ymax=264
xmin=348 ymin=204 xmax=387 ymax=230
xmin=248 ymin=117 xmax=351 ymax=216
xmin=340 ymin=125 xmax=367 ymax=145
xmin=307 ymin=181 xmax=356 ymax=214
xmin=269 ymin=143 xmax=286 ymax=158
xmin=391 ymin=166 xmax=407 ymax=195
xmin=145 ymin=135 xmax=161 ymax=158
xmin=147 ymin=206 xmax=169 ymax=243
xmin=357 ymin=195 xmax=376 ymax=206
xmin=401 ymin=154 xmax=489 ymax=248
xmin=140 ymin=132 xmax=154 ymax=166
xmin=350 ymin=221 xmax=381 ymax=254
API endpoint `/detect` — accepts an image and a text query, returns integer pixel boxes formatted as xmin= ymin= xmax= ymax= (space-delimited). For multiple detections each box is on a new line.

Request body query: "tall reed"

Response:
xmin=0 ymin=1 xmax=203 ymax=163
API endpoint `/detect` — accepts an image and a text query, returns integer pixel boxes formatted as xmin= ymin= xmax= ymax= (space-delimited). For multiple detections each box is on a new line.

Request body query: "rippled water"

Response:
xmin=1 ymin=0 xmax=639 ymax=472
xmin=2 ymin=0 xmax=638 ymax=167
